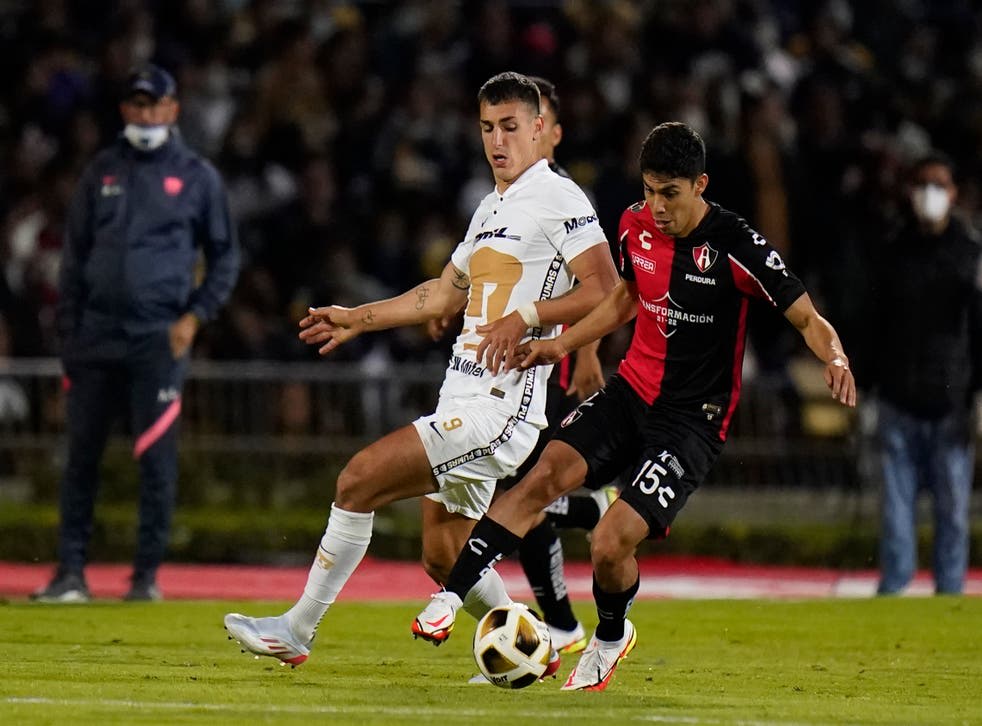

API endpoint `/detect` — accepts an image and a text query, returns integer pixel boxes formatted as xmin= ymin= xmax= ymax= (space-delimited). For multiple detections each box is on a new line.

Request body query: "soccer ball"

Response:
xmin=473 ymin=603 xmax=552 ymax=689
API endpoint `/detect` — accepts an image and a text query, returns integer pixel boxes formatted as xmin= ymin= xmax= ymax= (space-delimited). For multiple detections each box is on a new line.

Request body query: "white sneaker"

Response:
xmin=411 ymin=590 xmax=462 ymax=645
xmin=224 ymin=613 xmax=311 ymax=667
xmin=561 ymin=620 xmax=637 ymax=692
xmin=549 ymin=622 xmax=587 ymax=654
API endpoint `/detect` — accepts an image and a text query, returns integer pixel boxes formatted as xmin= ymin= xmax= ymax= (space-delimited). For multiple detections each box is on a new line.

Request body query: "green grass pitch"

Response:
xmin=2 ymin=597 xmax=981 ymax=724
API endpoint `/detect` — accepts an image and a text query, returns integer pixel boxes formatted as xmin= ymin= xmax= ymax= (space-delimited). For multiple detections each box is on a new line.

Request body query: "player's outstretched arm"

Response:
xmin=299 ymin=262 xmax=469 ymax=356
xmin=476 ymin=243 xmax=618 ymax=374
xmin=516 ymin=279 xmax=637 ymax=370
xmin=784 ymin=292 xmax=857 ymax=407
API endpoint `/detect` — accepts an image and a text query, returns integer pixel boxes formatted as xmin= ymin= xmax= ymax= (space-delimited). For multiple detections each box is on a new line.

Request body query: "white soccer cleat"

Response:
xmin=411 ymin=590 xmax=463 ymax=645
xmin=550 ymin=621 xmax=588 ymax=654
xmin=224 ymin=613 xmax=310 ymax=667
xmin=561 ymin=620 xmax=637 ymax=692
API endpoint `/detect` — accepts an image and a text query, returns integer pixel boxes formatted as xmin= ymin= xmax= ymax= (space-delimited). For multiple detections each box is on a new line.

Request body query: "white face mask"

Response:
xmin=123 ymin=123 xmax=170 ymax=151
xmin=911 ymin=183 xmax=951 ymax=224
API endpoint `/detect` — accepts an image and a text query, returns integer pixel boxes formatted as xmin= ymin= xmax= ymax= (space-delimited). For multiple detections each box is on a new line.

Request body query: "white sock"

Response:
xmin=462 ymin=567 xmax=513 ymax=620
xmin=285 ymin=503 xmax=374 ymax=643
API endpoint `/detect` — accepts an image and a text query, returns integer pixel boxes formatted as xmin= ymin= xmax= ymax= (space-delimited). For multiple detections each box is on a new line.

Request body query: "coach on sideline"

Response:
xmin=32 ymin=63 xmax=239 ymax=603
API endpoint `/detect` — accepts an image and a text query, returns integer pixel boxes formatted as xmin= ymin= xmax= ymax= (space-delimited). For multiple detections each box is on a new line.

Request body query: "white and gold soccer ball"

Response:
xmin=473 ymin=603 xmax=552 ymax=689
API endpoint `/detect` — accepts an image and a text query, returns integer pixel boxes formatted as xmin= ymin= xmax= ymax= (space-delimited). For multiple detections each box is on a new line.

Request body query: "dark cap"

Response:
xmin=123 ymin=63 xmax=177 ymax=101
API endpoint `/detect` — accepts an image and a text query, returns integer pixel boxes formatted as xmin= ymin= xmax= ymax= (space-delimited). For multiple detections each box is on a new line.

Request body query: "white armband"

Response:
xmin=516 ymin=302 xmax=540 ymax=328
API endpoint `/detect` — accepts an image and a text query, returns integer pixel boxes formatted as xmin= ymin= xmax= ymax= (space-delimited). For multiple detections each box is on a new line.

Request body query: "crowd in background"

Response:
xmin=1 ymin=0 xmax=980 ymax=379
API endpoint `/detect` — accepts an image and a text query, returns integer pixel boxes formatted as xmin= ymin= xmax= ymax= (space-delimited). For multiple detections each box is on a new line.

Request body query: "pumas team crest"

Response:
xmin=692 ymin=242 xmax=718 ymax=273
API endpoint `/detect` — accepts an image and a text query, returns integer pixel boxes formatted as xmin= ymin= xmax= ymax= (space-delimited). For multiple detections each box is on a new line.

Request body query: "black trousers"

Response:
xmin=58 ymin=332 xmax=189 ymax=579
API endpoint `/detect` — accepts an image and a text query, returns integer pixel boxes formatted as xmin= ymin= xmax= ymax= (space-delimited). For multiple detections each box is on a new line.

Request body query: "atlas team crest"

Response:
xmin=692 ymin=243 xmax=718 ymax=273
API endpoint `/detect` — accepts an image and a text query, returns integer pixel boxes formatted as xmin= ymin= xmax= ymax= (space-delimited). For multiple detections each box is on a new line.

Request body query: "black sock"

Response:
xmin=445 ymin=516 xmax=522 ymax=599
xmin=519 ymin=520 xmax=578 ymax=632
xmin=593 ymin=574 xmax=640 ymax=642
xmin=546 ymin=494 xmax=602 ymax=530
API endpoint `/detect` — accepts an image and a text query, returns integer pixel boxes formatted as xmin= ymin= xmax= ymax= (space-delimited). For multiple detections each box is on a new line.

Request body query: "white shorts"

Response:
xmin=413 ymin=401 xmax=541 ymax=520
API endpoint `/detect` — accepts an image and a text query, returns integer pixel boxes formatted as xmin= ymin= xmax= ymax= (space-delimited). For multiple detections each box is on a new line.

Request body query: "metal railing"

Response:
xmin=0 ymin=357 xmax=859 ymax=501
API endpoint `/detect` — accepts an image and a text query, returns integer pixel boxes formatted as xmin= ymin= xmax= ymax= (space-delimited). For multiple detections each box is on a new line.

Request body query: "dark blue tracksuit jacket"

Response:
xmin=58 ymin=133 xmax=239 ymax=359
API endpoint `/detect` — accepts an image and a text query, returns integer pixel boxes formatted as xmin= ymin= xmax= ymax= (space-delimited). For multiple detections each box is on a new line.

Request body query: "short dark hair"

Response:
xmin=477 ymin=72 xmax=540 ymax=115
xmin=528 ymin=76 xmax=560 ymax=122
xmin=910 ymin=151 xmax=956 ymax=182
xmin=639 ymin=121 xmax=706 ymax=181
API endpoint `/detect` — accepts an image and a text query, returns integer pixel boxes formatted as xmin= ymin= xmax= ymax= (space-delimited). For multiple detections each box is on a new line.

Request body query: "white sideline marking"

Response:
xmin=3 ymin=696 xmax=818 ymax=725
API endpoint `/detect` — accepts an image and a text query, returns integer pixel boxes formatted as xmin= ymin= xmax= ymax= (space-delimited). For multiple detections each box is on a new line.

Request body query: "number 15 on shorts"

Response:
xmin=631 ymin=457 xmax=676 ymax=508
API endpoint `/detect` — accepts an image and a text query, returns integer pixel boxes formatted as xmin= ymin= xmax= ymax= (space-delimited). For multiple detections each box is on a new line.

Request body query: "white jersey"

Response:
xmin=441 ymin=159 xmax=605 ymax=427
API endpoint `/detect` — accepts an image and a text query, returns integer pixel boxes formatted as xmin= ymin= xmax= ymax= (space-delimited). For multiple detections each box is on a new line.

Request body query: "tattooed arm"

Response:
xmin=298 ymin=262 xmax=470 ymax=356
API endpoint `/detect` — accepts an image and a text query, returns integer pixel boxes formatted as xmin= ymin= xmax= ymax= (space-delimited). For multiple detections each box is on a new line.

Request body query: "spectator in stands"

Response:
xmin=868 ymin=153 xmax=981 ymax=595
xmin=32 ymin=64 xmax=239 ymax=603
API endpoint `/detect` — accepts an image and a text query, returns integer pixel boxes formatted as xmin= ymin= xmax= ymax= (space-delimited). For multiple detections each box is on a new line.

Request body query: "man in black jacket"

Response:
xmin=33 ymin=64 xmax=239 ymax=602
xmin=870 ymin=153 xmax=980 ymax=595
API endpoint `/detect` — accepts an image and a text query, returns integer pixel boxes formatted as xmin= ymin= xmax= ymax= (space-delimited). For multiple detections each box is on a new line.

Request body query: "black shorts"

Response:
xmin=553 ymin=374 xmax=724 ymax=539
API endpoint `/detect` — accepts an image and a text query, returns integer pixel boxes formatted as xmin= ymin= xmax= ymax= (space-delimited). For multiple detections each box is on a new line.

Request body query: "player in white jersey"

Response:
xmin=223 ymin=72 xmax=618 ymax=669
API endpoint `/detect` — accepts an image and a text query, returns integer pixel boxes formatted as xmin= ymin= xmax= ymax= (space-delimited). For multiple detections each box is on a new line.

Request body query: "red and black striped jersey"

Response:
xmin=616 ymin=200 xmax=806 ymax=440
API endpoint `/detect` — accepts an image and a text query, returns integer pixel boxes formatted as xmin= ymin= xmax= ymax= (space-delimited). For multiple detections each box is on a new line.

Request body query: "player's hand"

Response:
xmin=824 ymin=356 xmax=857 ymax=407
xmin=426 ymin=315 xmax=452 ymax=342
xmin=514 ymin=339 xmax=568 ymax=370
xmin=169 ymin=312 xmax=199 ymax=358
xmin=567 ymin=350 xmax=604 ymax=401
xmin=475 ymin=311 xmax=528 ymax=375
xmin=299 ymin=305 xmax=361 ymax=355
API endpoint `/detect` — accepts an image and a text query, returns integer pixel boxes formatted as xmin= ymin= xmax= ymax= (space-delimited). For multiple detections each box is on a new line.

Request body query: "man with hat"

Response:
xmin=32 ymin=63 xmax=240 ymax=602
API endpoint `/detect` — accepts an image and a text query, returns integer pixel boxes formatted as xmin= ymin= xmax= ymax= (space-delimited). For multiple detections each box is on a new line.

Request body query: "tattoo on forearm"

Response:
xmin=362 ymin=309 xmax=375 ymax=326
xmin=415 ymin=286 xmax=430 ymax=310
xmin=452 ymin=270 xmax=470 ymax=291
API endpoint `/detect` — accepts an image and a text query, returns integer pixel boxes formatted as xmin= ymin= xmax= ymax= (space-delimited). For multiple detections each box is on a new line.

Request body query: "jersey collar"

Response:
xmin=497 ymin=158 xmax=551 ymax=199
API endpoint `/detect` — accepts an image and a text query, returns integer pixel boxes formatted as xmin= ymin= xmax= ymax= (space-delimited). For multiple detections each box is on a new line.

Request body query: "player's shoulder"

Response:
xmin=699 ymin=202 xmax=766 ymax=248
xmin=618 ymin=200 xmax=657 ymax=238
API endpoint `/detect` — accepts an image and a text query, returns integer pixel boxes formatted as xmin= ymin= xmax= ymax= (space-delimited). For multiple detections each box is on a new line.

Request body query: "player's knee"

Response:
xmin=589 ymin=521 xmax=636 ymax=572
xmin=334 ymin=454 xmax=372 ymax=510
xmin=523 ymin=453 xmax=581 ymax=506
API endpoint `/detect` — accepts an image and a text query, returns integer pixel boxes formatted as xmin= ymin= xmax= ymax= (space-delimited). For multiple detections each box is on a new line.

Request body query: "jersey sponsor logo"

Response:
xmin=684 ymin=273 xmax=716 ymax=286
xmin=563 ymin=214 xmax=598 ymax=233
xmin=631 ymin=252 xmax=655 ymax=274
xmin=692 ymin=243 xmax=718 ymax=272
xmin=101 ymin=175 xmax=123 ymax=196
xmin=449 ymin=354 xmax=486 ymax=377
xmin=639 ymin=292 xmax=715 ymax=338
xmin=474 ymin=227 xmax=521 ymax=241
xmin=163 ymin=176 xmax=184 ymax=196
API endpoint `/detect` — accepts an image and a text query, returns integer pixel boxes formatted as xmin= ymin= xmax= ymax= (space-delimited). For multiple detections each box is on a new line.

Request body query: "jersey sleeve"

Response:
xmin=539 ymin=179 xmax=605 ymax=262
xmin=450 ymin=195 xmax=492 ymax=273
xmin=617 ymin=206 xmax=637 ymax=282
xmin=726 ymin=219 xmax=806 ymax=311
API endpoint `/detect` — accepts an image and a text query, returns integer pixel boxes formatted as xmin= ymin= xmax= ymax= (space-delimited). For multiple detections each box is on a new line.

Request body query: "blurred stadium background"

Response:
xmin=0 ymin=0 xmax=980 ymax=568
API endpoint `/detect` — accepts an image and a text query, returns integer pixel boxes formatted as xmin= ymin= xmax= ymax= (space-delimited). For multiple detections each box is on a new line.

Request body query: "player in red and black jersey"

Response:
xmin=413 ymin=121 xmax=856 ymax=691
